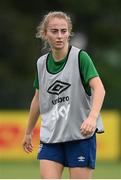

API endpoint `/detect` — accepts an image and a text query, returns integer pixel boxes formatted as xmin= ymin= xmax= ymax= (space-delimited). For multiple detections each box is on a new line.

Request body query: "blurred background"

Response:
xmin=0 ymin=0 xmax=121 ymax=178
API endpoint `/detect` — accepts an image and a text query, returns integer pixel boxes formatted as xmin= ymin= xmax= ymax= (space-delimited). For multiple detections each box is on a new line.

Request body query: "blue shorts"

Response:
xmin=37 ymin=133 xmax=96 ymax=169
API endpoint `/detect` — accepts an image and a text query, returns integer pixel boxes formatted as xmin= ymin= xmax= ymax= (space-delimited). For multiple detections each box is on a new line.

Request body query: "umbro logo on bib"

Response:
xmin=47 ymin=80 xmax=71 ymax=95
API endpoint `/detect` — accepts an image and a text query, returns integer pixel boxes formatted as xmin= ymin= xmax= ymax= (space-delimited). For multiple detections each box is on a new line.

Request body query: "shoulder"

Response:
xmin=71 ymin=45 xmax=82 ymax=52
xmin=37 ymin=53 xmax=49 ymax=65
xmin=79 ymin=50 xmax=90 ymax=58
xmin=70 ymin=46 xmax=83 ymax=58
xmin=79 ymin=50 xmax=94 ymax=65
xmin=70 ymin=46 xmax=92 ymax=63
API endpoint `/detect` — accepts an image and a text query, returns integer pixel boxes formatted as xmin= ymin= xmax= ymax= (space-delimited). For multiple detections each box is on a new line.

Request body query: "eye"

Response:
xmin=61 ymin=29 xmax=67 ymax=33
xmin=51 ymin=29 xmax=58 ymax=33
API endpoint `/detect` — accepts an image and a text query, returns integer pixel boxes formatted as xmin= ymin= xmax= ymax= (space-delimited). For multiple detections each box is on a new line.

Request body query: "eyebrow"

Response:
xmin=50 ymin=28 xmax=67 ymax=31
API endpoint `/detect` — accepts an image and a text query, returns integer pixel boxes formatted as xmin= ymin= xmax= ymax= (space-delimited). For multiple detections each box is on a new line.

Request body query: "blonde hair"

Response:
xmin=36 ymin=11 xmax=73 ymax=41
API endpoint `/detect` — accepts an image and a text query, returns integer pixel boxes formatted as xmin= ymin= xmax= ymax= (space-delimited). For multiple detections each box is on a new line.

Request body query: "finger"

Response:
xmin=81 ymin=123 xmax=93 ymax=132
xmin=80 ymin=128 xmax=87 ymax=136
xmin=28 ymin=144 xmax=33 ymax=152
xmin=87 ymin=125 xmax=96 ymax=133
xmin=80 ymin=124 xmax=88 ymax=134
xmin=23 ymin=145 xmax=30 ymax=153
xmin=26 ymin=147 xmax=33 ymax=153
xmin=23 ymin=143 xmax=33 ymax=153
xmin=24 ymin=146 xmax=32 ymax=153
xmin=80 ymin=127 xmax=93 ymax=136
xmin=29 ymin=143 xmax=33 ymax=148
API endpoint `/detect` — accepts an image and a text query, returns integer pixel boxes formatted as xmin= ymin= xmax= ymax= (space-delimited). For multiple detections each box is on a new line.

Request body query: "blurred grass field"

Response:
xmin=0 ymin=160 xmax=121 ymax=179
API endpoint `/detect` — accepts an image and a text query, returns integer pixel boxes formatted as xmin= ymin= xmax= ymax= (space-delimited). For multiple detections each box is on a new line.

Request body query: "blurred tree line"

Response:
xmin=0 ymin=0 xmax=121 ymax=109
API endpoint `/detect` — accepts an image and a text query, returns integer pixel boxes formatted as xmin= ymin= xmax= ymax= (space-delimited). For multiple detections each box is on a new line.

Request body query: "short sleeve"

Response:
xmin=79 ymin=50 xmax=99 ymax=95
xmin=33 ymin=70 xmax=39 ymax=89
xmin=80 ymin=51 xmax=99 ymax=85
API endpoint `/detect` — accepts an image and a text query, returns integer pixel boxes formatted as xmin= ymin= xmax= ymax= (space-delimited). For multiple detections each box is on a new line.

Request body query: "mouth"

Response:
xmin=56 ymin=41 xmax=63 ymax=45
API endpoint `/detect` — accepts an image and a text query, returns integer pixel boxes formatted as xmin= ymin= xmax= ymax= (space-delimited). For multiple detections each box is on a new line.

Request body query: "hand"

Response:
xmin=22 ymin=133 xmax=33 ymax=153
xmin=80 ymin=117 xmax=96 ymax=136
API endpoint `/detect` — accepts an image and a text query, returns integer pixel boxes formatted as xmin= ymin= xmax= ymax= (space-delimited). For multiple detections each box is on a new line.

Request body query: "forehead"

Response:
xmin=47 ymin=17 xmax=68 ymax=29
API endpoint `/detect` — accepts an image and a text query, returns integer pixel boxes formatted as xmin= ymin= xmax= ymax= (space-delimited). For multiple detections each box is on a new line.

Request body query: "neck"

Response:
xmin=52 ymin=43 xmax=69 ymax=62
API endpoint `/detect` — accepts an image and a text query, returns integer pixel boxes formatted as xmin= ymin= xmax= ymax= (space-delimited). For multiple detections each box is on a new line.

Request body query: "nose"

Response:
xmin=57 ymin=31 xmax=62 ymax=38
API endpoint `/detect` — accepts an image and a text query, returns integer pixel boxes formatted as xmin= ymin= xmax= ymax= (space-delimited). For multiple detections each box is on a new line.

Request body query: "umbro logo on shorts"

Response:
xmin=78 ymin=156 xmax=85 ymax=162
xmin=47 ymin=80 xmax=71 ymax=95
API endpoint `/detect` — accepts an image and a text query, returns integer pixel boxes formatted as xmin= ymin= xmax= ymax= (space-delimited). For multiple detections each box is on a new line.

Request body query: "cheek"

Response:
xmin=64 ymin=32 xmax=70 ymax=38
xmin=46 ymin=35 xmax=55 ymax=44
xmin=64 ymin=34 xmax=69 ymax=41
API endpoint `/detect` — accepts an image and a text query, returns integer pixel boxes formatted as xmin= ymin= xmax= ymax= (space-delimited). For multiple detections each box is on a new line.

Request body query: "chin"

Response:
xmin=54 ymin=45 xmax=64 ymax=50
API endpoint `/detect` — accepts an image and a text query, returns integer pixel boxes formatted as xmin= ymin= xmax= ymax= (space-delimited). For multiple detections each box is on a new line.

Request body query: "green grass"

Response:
xmin=0 ymin=160 xmax=121 ymax=179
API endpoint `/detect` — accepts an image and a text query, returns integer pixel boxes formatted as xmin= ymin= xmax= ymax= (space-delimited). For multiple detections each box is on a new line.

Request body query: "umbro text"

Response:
xmin=52 ymin=96 xmax=69 ymax=105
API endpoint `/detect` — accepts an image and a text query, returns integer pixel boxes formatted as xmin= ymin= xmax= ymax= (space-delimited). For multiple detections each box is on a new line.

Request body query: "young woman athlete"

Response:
xmin=22 ymin=11 xmax=105 ymax=179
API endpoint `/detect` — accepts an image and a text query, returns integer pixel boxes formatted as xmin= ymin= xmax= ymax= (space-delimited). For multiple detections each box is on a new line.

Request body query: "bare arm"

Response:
xmin=80 ymin=77 xmax=105 ymax=136
xmin=22 ymin=89 xmax=40 ymax=153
